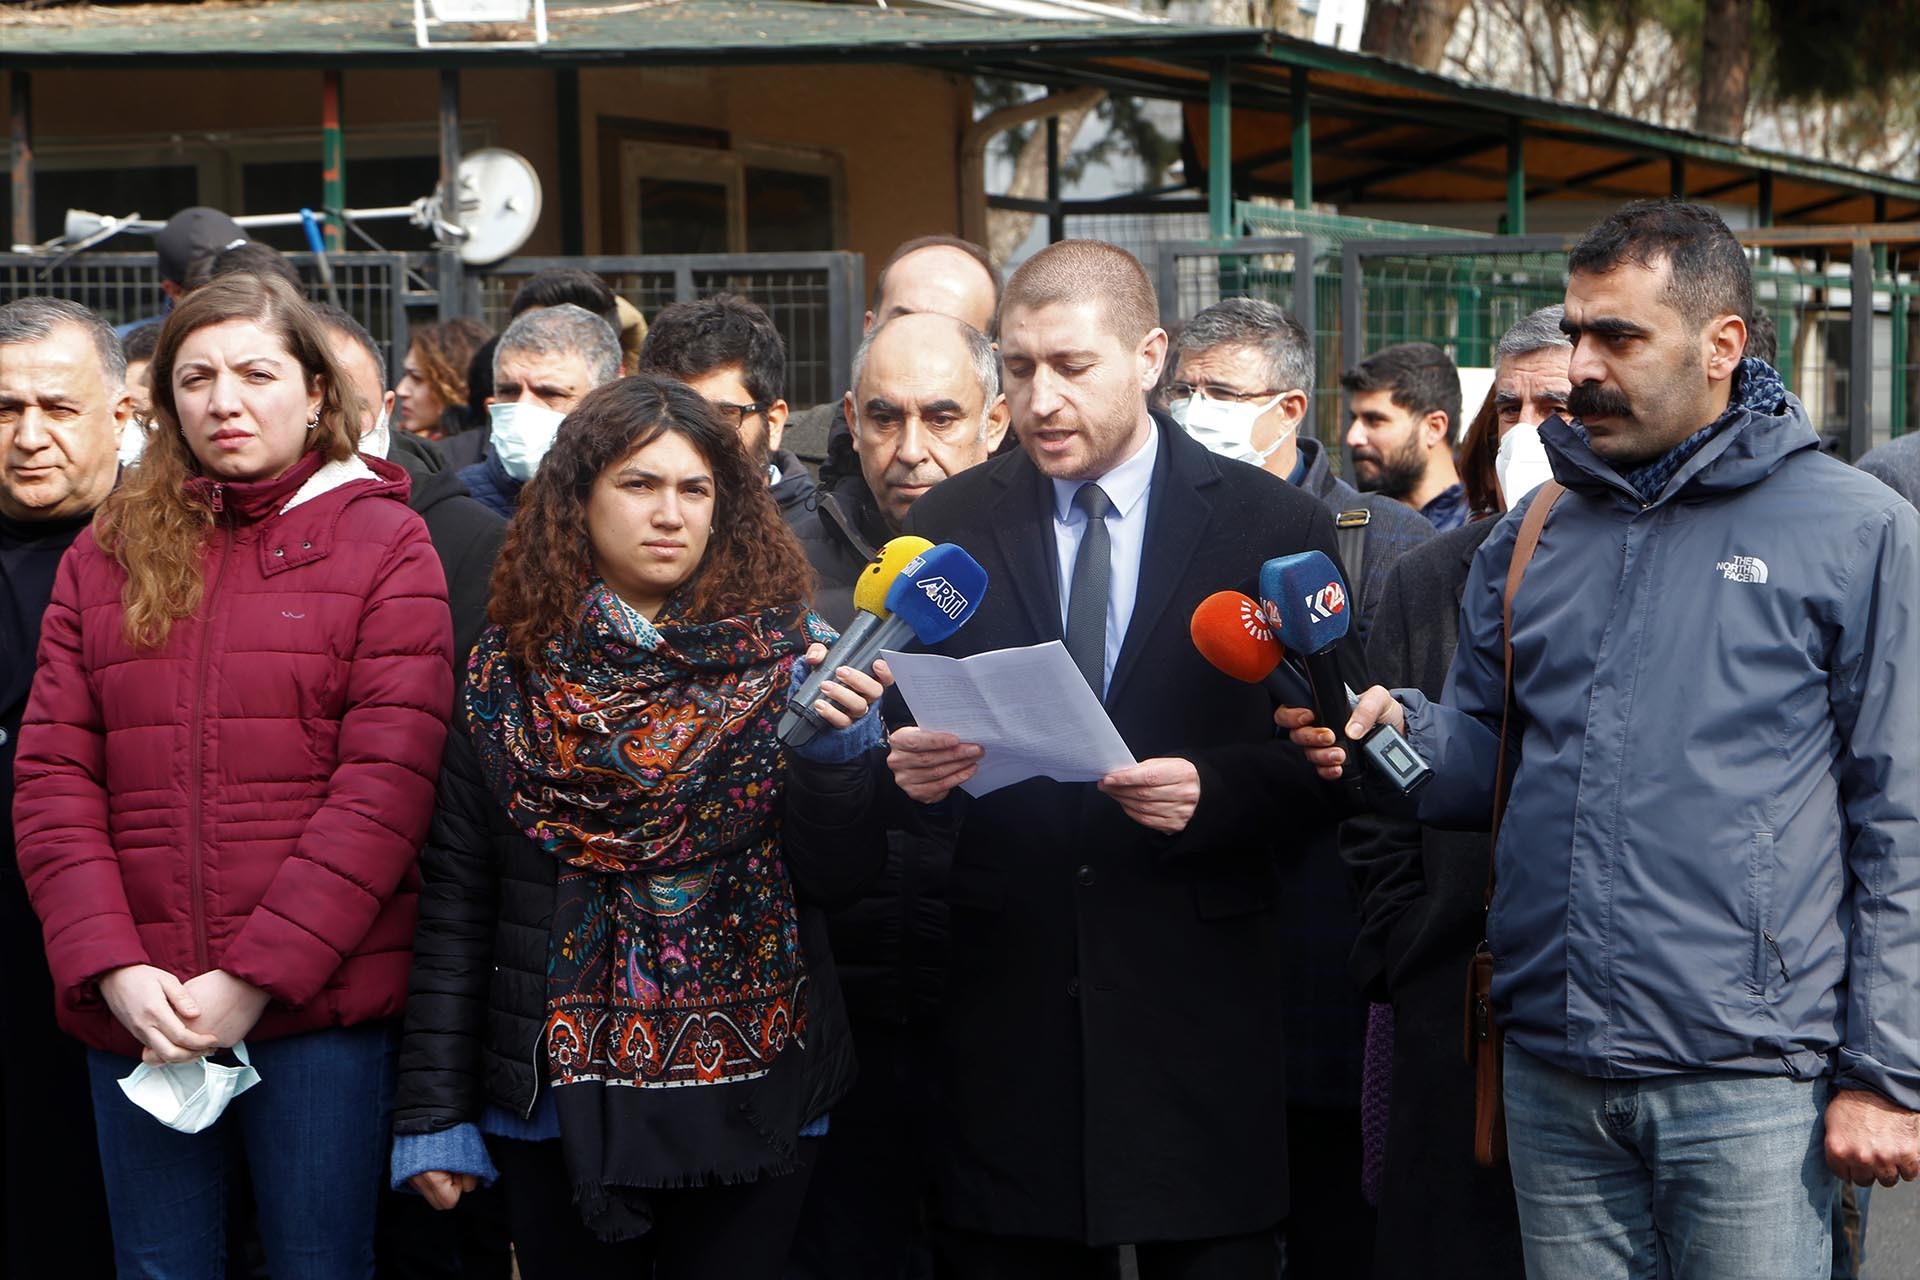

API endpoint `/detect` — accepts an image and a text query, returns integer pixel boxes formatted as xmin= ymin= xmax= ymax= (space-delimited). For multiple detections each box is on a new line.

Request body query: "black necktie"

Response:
xmin=1064 ymin=483 xmax=1112 ymax=698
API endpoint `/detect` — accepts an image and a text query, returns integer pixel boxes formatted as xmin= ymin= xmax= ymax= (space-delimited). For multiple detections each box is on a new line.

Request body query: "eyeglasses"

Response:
xmin=1164 ymin=382 xmax=1283 ymax=405
xmin=708 ymin=400 xmax=770 ymax=428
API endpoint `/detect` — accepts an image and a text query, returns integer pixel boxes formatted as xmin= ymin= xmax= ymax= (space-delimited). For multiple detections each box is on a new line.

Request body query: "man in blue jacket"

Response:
xmin=1292 ymin=200 xmax=1920 ymax=1280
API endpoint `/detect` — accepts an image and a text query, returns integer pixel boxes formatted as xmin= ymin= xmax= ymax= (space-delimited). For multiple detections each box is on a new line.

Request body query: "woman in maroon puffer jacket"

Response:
xmin=11 ymin=274 xmax=453 ymax=1279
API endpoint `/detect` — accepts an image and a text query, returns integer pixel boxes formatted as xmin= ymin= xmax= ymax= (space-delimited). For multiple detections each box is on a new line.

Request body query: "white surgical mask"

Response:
xmin=118 ymin=1042 xmax=260 ymax=1134
xmin=117 ymin=416 xmax=150 ymax=468
xmin=489 ymin=401 xmax=568 ymax=482
xmin=360 ymin=404 xmax=392 ymax=461
xmin=1173 ymin=392 xmax=1293 ymax=468
xmin=1495 ymin=422 xmax=1556 ymax=508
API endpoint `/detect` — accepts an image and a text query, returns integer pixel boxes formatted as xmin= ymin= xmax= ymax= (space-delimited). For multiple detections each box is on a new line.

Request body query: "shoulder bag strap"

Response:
xmin=1487 ymin=480 xmax=1565 ymax=906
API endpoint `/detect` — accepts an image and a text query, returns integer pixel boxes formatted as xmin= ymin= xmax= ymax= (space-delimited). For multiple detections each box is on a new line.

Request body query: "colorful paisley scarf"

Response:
xmin=464 ymin=582 xmax=833 ymax=1239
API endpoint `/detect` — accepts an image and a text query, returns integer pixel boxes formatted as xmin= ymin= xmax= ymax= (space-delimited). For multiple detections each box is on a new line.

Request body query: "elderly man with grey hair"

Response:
xmin=785 ymin=309 xmax=1006 ymax=1280
xmin=1337 ymin=304 xmax=1573 ymax=1280
xmin=1169 ymin=297 xmax=1433 ymax=642
xmin=791 ymin=311 xmax=1008 ymax=629
xmin=0 ymin=296 xmax=122 ymax=1278
xmin=457 ymin=302 xmax=622 ymax=517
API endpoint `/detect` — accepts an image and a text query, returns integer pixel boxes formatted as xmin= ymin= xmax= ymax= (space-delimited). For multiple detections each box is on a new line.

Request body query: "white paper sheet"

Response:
xmin=880 ymin=640 xmax=1137 ymax=797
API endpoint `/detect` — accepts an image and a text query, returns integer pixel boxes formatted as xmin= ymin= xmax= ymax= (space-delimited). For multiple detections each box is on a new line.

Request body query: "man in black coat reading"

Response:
xmin=885 ymin=240 xmax=1348 ymax=1278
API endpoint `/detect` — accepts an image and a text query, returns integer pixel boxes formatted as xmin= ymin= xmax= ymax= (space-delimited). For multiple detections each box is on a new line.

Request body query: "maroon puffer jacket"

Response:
xmin=12 ymin=452 xmax=454 ymax=1056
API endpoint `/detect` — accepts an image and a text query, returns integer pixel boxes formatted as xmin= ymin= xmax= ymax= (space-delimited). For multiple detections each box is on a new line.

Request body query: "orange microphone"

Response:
xmin=1190 ymin=590 xmax=1285 ymax=683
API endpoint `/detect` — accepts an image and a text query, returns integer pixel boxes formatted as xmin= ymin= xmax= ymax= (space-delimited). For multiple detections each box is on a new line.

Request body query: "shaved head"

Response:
xmin=1001 ymin=239 xmax=1158 ymax=345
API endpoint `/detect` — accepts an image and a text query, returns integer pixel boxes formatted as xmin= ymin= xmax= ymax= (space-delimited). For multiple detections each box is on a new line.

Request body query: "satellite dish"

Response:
xmin=448 ymin=148 xmax=543 ymax=265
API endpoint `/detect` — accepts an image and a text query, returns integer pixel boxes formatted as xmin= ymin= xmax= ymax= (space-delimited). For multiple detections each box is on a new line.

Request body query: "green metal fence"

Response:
xmin=1149 ymin=217 xmax=1918 ymax=460
xmin=1339 ymin=237 xmax=1917 ymax=457
xmin=1152 ymin=207 xmax=1501 ymax=450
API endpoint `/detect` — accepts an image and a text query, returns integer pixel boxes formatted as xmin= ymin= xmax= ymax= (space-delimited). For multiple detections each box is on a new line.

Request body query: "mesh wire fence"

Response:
xmin=1343 ymin=244 xmax=1916 ymax=454
xmin=1062 ymin=209 xmax=1212 ymax=281
xmin=1895 ymin=283 xmax=1920 ymax=442
xmin=1751 ymin=254 xmax=1916 ymax=453
xmin=476 ymin=254 xmax=859 ymax=407
xmin=1156 ymin=207 xmax=1505 ymax=448
xmin=1347 ymin=247 xmax=1569 ymax=370
xmin=0 ymin=250 xmax=414 ymax=377
xmin=0 ymin=253 xmax=165 ymax=331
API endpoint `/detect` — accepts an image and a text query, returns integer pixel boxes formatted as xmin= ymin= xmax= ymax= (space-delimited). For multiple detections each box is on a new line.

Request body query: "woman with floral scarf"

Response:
xmin=388 ymin=375 xmax=889 ymax=1276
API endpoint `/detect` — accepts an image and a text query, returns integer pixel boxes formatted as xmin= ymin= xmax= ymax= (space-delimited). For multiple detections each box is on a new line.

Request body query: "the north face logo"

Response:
xmin=1716 ymin=556 xmax=1769 ymax=584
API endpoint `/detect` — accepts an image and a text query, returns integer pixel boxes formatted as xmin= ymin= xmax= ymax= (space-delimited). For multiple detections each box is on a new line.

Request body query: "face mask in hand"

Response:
xmin=118 ymin=1042 xmax=260 ymax=1134
xmin=1172 ymin=392 xmax=1293 ymax=468
xmin=489 ymin=401 xmax=568 ymax=482
xmin=1495 ymin=422 xmax=1556 ymax=508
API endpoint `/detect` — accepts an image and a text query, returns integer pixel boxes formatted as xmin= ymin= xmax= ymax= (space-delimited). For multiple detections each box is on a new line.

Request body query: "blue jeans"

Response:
xmin=1503 ymin=1041 xmax=1835 ymax=1280
xmin=87 ymin=1022 xmax=396 ymax=1280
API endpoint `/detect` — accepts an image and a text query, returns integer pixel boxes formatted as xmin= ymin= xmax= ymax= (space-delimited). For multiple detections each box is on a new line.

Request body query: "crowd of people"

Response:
xmin=0 ymin=197 xmax=1914 ymax=1280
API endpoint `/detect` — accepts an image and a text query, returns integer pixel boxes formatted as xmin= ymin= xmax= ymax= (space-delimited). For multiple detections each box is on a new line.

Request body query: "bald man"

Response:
xmin=806 ymin=235 xmax=1004 ymax=486
xmin=792 ymin=313 xmax=1009 ymax=626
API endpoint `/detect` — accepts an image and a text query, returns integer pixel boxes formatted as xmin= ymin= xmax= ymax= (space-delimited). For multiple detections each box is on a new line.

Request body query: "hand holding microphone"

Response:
xmin=780 ymin=536 xmax=930 ymax=748
xmin=1276 ymin=689 xmax=1405 ymax=782
xmin=1258 ymin=551 xmax=1429 ymax=794
xmin=1190 ymin=558 xmax=1428 ymax=794
xmin=780 ymin=541 xmax=988 ymax=748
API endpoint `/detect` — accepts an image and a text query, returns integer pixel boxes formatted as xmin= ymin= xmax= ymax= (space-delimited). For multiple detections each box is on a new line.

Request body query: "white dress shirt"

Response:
xmin=1050 ymin=422 xmax=1159 ymax=695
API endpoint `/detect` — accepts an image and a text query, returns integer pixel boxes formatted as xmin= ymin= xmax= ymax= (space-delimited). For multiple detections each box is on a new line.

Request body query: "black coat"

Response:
xmin=789 ymin=473 xmax=959 ymax=1027
xmin=1342 ymin=518 xmax=1524 ymax=1280
xmin=390 ymin=726 xmax=885 ymax=1143
xmin=389 ymin=431 xmax=507 ymax=672
xmin=0 ymin=510 xmax=114 ymax=1276
xmin=772 ymin=448 xmax=818 ymax=532
xmin=787 ymin=472 xmax=884 ymax=633
xmin=899 ymin=417 xmax=1345 ymax=1246
xmin=1275 ymin=437 xmax=1435 ymax=1109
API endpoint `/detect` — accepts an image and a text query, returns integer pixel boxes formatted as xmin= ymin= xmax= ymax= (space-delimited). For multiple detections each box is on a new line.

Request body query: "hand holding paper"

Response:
xmin=882 ymin=640 xmax=1136 ymax=798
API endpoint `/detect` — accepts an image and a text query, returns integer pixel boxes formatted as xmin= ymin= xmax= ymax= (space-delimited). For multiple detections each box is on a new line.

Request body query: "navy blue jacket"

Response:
xmin=457 ymin=452 xmax=522 ymax=520
xmin=1406 ymin=395 xmax=1920 ymax=1105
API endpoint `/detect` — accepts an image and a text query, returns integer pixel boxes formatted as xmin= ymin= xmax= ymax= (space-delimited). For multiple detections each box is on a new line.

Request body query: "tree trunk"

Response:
xmin=1697 ymin=0 xmax=1751 ymax=138
xmin=1359 ymin=0 xmax=1471 ymax=69
xmin=986 ymin=93 xmax=1106 ymax=264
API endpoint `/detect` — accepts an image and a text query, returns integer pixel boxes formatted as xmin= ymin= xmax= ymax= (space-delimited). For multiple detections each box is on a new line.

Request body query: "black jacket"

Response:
xmin=900 ymin=417 xmax=1345 ymax=1245
xmin=1273 ymin=437 xmax=1434 ymax=1109
xmin=788 ymin=473 xmax=959 ymax=1026
xmin=1341 ymin=517 xmax=1523 ymax=1280
xmin=437 ymin=420 xmax=490 ymax=472
xmin=389 ymin=431 xmax=507 ymax=671
xmin=391 ymin=727 xmax=884 ymax=1142
xmin=771 ymin=447 xmax=818 ymax=532
xmin=0 ymin=509 xmax=115 ymax=1275
xmin=1295 ymin=437 xmax=1435 ymax=649
xmin=787 ymin=472 xmax=885 ymax=633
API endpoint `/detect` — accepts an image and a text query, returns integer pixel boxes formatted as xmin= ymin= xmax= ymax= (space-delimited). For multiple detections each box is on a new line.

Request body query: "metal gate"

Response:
xmin=0 ymin=250 xmax=420 ymax=382
xmin=1153 ymin=236 xmax=1337 ymax=444
xmin=1337 ymin=234 xmax=1909 ymax=459
xmin=474 ymin=252 xmax=863 ymax=409
xmin=0 ymin=248 xmax=863 ymax=408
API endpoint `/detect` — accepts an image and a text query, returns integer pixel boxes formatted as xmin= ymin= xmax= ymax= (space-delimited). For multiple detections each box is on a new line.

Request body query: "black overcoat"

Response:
xmin=900 ymin=416 xmax=1347 ymax=1246
xmin=1341 ymin=518 xmax=1524 ymax=1280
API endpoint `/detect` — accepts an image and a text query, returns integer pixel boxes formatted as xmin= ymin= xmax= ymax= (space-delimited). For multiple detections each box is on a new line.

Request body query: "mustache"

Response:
xmin=1567 ymin=383 xmax=1631 ymax=420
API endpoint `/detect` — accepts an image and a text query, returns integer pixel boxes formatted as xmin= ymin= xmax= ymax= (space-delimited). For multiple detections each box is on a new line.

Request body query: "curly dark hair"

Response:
xmin=488 ymin=374 xmax=815 ymax=668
